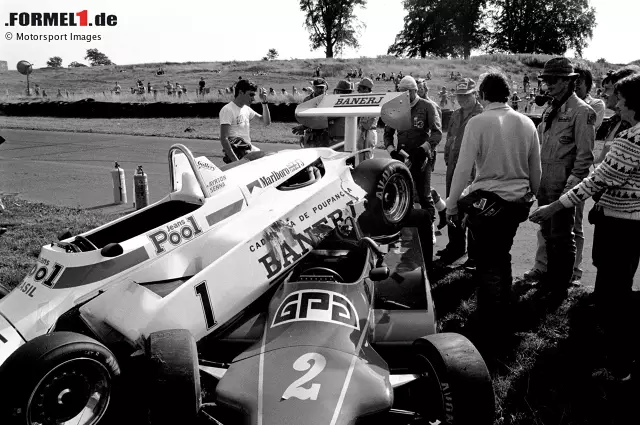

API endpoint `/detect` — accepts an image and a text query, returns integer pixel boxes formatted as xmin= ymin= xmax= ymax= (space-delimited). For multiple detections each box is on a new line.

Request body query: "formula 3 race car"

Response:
xmin=0 ymin=92 xmax=495 ymax=425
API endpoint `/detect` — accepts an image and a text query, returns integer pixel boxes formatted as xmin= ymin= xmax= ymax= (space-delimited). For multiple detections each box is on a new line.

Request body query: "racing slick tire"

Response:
xmin=393 ymin=333 xmax=494 ymax=424
xmin=146 ymin=329 xmax=202 ymax=425
xmin=0 ymin=331 xmax=120 ymax=425
xmin=351 ymin=158 xmax=414 ymax=236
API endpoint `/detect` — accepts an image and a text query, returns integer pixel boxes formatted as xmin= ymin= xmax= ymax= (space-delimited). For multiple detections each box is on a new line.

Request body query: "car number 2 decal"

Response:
xmin=281 ymin=352 xmax=326 ymax=401
xmin=195 ymin=281 xmax=217 ymax=330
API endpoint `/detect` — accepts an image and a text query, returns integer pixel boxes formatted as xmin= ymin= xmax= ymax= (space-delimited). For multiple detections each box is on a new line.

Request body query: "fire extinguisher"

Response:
xmin=133 ymin=165 xmax=150 ymax=210
xmin=111 ymin=162 xmax=127 ymax=204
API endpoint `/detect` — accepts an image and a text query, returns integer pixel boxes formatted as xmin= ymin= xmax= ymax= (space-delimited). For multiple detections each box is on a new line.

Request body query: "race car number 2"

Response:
xmin=281 ymin=352 xmax=326 ymax=401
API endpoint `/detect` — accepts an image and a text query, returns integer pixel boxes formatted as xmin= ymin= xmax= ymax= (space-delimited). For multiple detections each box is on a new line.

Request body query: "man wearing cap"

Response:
xmin=384 ymin=75 xmax=443 ymax=222
xmin=356 ymin=78 xmax=378 ymax=160
xmin=526 ymin=57 xmax=595 ymax=300
xmin=525 ymin=64 xmax=607 ymax=286
xmin=326 ymin=80 xmax=355 ymax=148
xmin=439 ymin=78 xmax=484 ymax=265
xmin=293 ymin=78 xmax=330 ymax=147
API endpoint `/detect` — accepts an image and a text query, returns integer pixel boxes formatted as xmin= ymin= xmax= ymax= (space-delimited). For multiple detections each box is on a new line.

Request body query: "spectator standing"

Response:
xmin=147 ymin=82 xmax=152 ymax=94
xmin=523 ymin=74 xmax=530 ymax=92
xmin=523 ymin=57 xmax=595 ymax=299
xmin=384 ymin=76 xmax=442 ymax=222
xmin=529 ymin=74 xmax=640 ymax=382
xmin=438 ymin=87 xmax=448 ymax=108
xmin=439 ymin=78 xmax=484 ymax=266
xmin=293 ymin=78 xmax=330 ymax=148
xmin=113 ymin=82 xmax=121 ymax=95
xmin=526 ymin=64 xmax=607 ymax=285
xmin=446 ymin=73 xmax=540 ymax=332
xmin=199 ymin=77 xmax=206 ymax=95
xmin=219 ymin=80 xmax=271 ymax=163
xmin=510 ymin=92 xmax=521 ymax=110
xmin=595 ymin=66 xmax=640 ymax=164
xmin=356 ymin=78 xmax=378 ymax=160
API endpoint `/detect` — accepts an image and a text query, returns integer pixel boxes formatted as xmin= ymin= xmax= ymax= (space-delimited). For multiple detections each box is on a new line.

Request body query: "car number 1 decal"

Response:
xmin=195 ymin=281 xmax=217 ymax=330
xmin=281 ymin=352 xmax=326 ymax=401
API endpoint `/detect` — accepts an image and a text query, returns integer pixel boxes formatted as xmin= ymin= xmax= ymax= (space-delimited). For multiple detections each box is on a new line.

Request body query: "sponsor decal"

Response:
xmin=148 ymin=215 xmax=203 ymax=255
xmin=311 ymin=191 xmax=346 ymax=215
xmin=375 ymin=167 xmax=396 ymax=201
xmin=334 ymin=95 xmax=385 ymax=107
xmin=257 ymin=208 xmax=345 ymax=278
xmin=196 ymin=159 xmax=219 ymax=172
xmin=441 ymin=382 xmax=454 ymax=423
xmin=272 ymin=289 xmax=359 ymax=330
xmin=259 ymin=167 xmax=292 ymax=186
xmin=246 ymin=179 xmax=262 ymax=194
xmin=287 ymin=159 xmax=305 ymax=173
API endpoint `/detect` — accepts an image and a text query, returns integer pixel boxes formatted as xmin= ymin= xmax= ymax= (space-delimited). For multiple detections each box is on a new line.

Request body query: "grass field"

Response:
xmin=0 ymin=54 xmax=617 ymax=108
xmin=0 ymin=116 xmax=302 ymax=143
xmin=0 ymin=194 xmax=637 ymax=425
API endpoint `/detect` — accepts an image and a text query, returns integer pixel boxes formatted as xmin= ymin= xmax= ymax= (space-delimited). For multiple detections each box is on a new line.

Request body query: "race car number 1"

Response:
xmin=282 ymin=352 xmax=326 ymax=401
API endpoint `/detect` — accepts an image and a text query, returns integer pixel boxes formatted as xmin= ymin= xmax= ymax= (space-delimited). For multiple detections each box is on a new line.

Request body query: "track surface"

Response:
xmin=0 ymin=129 xmax=292 ymax=211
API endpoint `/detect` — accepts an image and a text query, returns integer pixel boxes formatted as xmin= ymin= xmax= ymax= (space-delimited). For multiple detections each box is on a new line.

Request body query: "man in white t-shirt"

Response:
xmin=219 ymin=79 xmax=271 ymax=162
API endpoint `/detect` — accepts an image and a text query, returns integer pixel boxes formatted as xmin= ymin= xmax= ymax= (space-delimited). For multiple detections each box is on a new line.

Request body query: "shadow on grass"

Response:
xmin=430 ymin=262 xmax=640 ymax=425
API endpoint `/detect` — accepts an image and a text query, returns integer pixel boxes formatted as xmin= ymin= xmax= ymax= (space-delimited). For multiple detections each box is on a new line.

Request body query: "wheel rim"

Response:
xmin=27 ymin=357 xmax=112 ymax=425
xmin=410 ymin=353 xmax=449 ymax=424
xmin=381 ymin=174 xmax=411 ymax=224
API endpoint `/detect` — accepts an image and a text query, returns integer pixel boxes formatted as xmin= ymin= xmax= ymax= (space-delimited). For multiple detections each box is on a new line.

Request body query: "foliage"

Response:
xmin=266 ymin=48 xmax=279 ymax=61
xmin=388 ymin=0 xmax=488 ymax=60
xmin=596 ymin=58 xmax=607 ymax=64
xmin=46 ymin=56 xmax=63 ymax=68
xmin=84 ymin=48 xmax=114 ymax=66
xmin=68 ymin=61 xmax=88 ymax=68
xmin=299 ymin=0 xmax=366 ymax=58
xmin=487 ymin=0 xmax=597 ymax=56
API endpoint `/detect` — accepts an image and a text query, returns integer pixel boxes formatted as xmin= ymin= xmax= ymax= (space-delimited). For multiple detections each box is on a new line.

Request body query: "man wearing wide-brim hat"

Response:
xmin=523 ymin=57 xmax=596 ymax=300
xmin=293 ymin=78 xmax=330 ymax=147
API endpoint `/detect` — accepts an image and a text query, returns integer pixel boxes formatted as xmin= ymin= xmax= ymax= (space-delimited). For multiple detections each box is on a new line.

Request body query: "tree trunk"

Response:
xmin=325 ymin=31 xmax=333 ymax=58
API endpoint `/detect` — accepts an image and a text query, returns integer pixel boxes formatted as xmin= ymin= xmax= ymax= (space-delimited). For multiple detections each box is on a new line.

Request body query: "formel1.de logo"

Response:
xmin=6 ymin=11 xmax=117 ymax=27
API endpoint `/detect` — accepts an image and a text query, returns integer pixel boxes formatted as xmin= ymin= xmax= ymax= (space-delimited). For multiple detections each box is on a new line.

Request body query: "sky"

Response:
xmin=0 ymin=0 xmax=637 ymax=69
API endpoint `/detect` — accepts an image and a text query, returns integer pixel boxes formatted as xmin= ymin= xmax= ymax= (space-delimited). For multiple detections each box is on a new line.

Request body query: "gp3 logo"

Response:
xmin=148 ymin=215 xmax=203 ymax=255
xmin=272 ymin=289 xmax=359 ymax=330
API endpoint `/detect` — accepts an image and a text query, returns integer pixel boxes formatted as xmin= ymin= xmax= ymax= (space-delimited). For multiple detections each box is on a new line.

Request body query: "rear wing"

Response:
xmin=295 ymin=92 xmax=412 ymax=160
xmin=295 ymin=91 xmax=412 ymax=131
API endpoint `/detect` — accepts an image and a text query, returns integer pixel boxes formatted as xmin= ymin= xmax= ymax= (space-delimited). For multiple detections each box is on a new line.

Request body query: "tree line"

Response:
xmin=300 ymin=0 xmax=596 ymax=59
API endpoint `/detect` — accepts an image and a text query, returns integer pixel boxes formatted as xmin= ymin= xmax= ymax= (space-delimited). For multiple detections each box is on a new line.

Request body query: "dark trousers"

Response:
xmin=539 ymin=201 xmax=576 ymax=289
xmin=592 ymin=214 xmax=640 ymax=374
xmin=410 ymin=161 xmax=435 ymax=221
xmin=445 ymin=155 xmax=475 ymax=257
xmin=466 ymin=201 xmax=529 ymax=320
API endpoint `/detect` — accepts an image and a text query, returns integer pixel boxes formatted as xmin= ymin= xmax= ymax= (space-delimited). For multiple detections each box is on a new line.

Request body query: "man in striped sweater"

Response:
xmin=530 ymin=74 xmax=640 ymax=382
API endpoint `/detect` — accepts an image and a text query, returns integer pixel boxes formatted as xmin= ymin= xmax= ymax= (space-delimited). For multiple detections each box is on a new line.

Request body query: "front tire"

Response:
xmin=393 ymin=333 xmax=495 ymax=424
xmin=0 ymin=332 xmax=120 ymax=425
xmin=351 ymin=158 xmax=414 ymax=236
xmin=146 ymin=329 xmax=201 ymax=425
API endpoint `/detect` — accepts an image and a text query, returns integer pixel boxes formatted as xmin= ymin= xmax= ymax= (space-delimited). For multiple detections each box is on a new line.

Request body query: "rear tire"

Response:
xmin=147 ymin=329 xmax=201 ymax=425
xmin=351 ymin=158 xmax=414 ymax=236
xmin=0 ymin=331 xmax=119 ymax=425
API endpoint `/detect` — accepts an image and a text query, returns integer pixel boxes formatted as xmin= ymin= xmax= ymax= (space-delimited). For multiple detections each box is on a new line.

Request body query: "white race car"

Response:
xmin=0 ymin=92 xmax=494 ymax=425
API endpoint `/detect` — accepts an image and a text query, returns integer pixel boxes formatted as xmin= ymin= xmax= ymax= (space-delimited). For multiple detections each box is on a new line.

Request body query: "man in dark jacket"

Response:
xmin=384 ymin=76 xmax=442 ymax=221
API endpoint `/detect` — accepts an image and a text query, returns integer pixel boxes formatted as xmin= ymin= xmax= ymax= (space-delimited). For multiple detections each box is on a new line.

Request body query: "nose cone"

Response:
xmin=0 ymin=314 xmax=25 ymax=366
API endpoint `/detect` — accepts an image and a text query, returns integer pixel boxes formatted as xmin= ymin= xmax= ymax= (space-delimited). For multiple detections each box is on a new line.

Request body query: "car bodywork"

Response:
xmin=0 ymin=92 xmax=493 ymax=425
